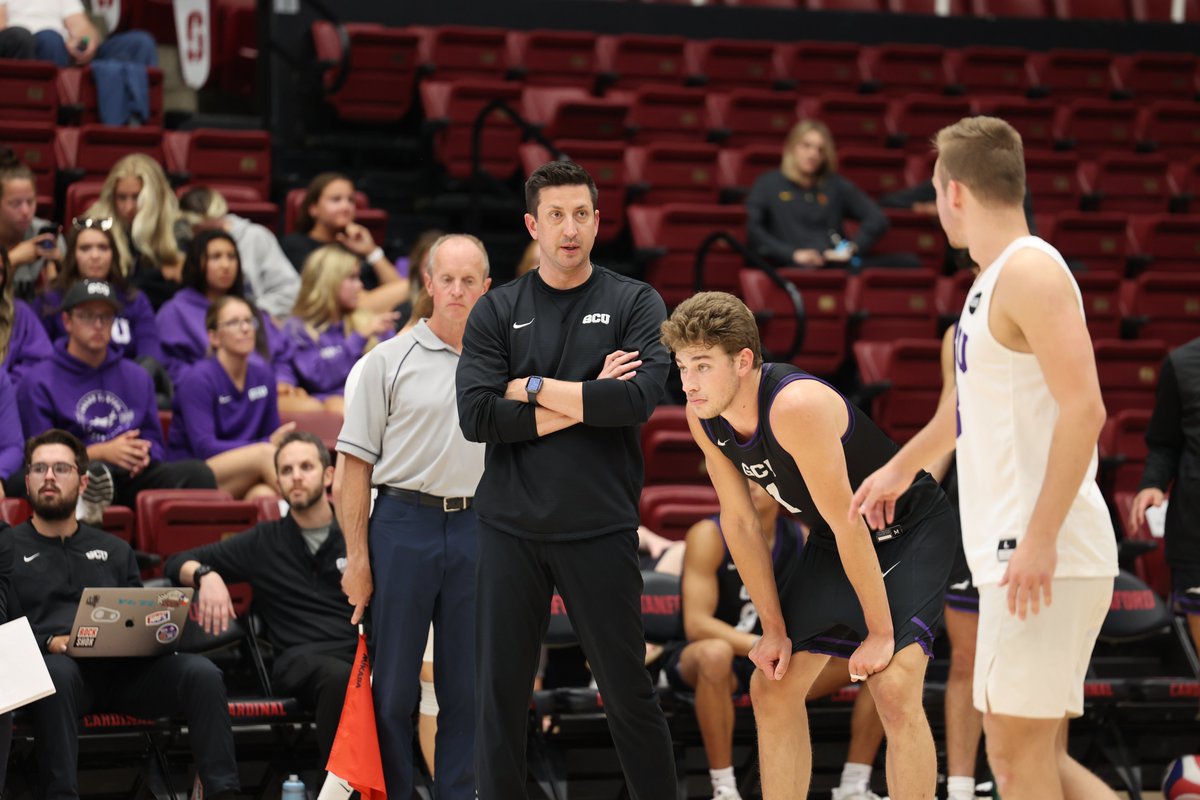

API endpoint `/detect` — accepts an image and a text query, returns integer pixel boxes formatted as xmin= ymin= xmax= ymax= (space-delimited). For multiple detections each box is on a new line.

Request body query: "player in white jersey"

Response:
xmin=850 ymin=116 xmax=1118 ymax=800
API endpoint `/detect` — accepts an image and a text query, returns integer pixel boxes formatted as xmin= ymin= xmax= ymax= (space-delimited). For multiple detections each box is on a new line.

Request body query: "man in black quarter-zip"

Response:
xmin=457 ymin=161 xmax=678 ymax=799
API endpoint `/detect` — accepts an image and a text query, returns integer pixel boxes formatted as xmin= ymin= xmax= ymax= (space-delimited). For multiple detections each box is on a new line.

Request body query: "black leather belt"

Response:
xmin=376 ymin=486 xmax=472 ymax=512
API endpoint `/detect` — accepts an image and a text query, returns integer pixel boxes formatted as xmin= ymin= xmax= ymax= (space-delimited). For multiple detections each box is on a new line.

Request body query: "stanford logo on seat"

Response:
xmin=582 ymin=313 xmax=610 ymax=325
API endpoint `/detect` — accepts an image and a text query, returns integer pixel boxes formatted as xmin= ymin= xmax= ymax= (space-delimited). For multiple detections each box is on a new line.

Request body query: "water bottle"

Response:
xmin=281 ymin=774 xmax=306 ymax=800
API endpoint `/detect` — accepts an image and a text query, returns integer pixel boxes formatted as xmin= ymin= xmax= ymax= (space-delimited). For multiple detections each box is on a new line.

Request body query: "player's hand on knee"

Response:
xmin=849 ymin=631 xmax=894 ymax=682
xmin=749 ymin=629 xmax=792 ymax=680
xmin=598 ymin=349 xmax=641 ymax=381
xmin=342 ymin=558 xmax=374 ymax=625
xmin=849 ymin=464 xmax=906 ymax=530
xmin=998 ymin=537 xmax=1055 ymax=620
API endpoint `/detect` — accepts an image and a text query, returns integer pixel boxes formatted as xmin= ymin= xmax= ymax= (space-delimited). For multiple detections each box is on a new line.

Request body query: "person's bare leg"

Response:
xmin=205 ymin=442 xmax=278 ymax=499
xmin=243 ymin=483 xmax=278 ymax=500
xmin=752 ymin=650 xmax=829 ymax=800
xmin=1188 ymin=613 xmax=1200 ymax=658
xmin=677 ymin=640 xmax=740 ymax=771
xmin=983 ymin=713 xmax=1063 ymax=800
xmin=944 ymin=607 xmax=983 ymax=794
xmin=418 ymin=660 xmax=437 ymax=777
xmin=322 ymin=395 xmax=345 ymax=415
xmin=865 ymin=643 xmax=935 ymax=800
xmin=277 ymin=391 xmax=324 ymax=415
xmin=1056 ymin=717 xmax=1119 ymax=800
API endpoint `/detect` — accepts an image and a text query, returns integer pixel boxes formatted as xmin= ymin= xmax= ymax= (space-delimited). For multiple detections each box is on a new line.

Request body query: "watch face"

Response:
xmin=527 ymin=376 xmax=543 ymax=392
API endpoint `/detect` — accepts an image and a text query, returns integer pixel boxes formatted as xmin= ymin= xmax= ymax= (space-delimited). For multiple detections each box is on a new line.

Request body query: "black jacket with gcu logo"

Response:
xmin=458 ymin=265 xmax=669 ymax=539
xmin=7 ymin=522 xmax=140 ymax=646
xmin=699 ymin=363 xmax=946 ymax=550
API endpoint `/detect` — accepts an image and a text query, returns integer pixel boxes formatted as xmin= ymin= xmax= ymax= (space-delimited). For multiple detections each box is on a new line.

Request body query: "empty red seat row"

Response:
xmin=642 ymin=0 xmax=1200 ymax=21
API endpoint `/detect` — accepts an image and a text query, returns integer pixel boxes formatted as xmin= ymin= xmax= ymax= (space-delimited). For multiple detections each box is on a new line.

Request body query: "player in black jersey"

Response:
xmin=661 ymin=292 xmax=955 ymax=800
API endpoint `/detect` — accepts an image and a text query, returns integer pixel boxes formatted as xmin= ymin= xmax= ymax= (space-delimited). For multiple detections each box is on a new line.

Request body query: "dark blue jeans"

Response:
xmin=33 ymin=29 xmax=157 ymax=68
xmin=35 ymin=30 xmax=157 ymax=125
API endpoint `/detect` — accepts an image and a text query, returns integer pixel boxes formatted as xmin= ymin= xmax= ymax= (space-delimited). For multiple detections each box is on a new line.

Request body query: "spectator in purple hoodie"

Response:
xmin=0 ymin=371 xmax=24 ymax=490
xmin=0 ymin=246 xmax=53 ymax=382
xmin=277 ymin=245 xmax=396 ymax=415
xmin=168 ymin=296 xmax=296 ymax=499
xmin=34 ymin=217 xmax=163 ymax=364
xmin=156 ymin=229 xmax=285 ymax=388
xmin=10 ymin=280 xmax=215 ymax=510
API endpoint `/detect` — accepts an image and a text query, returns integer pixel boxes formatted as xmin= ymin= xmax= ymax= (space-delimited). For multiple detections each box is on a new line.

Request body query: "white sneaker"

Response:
xmin=77 ymin=462 xmax=114 ymax=526
xmin=712 ymin=786 xmax=742 ymax=800
xmin=831 ymin=789 xmax=883 ymax=800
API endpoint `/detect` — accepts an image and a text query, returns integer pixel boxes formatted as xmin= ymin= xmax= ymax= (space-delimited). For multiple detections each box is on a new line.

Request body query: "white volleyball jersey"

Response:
xmin=954 ymin=235 xmax=1118 ymax=586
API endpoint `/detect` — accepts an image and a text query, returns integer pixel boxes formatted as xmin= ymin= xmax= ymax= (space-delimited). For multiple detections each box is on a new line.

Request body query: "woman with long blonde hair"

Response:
xmin=85 ymin=153 xmax=185 ymax=307
xmin=277 ymin=245 xmax=396 ymax=414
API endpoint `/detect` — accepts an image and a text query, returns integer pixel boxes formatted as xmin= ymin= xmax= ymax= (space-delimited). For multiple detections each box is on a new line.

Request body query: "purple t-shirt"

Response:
xmin=167 ymin=357 xmax=280 ymax=460
xmin=275 ymin=317 xmax=390 ymax=400
xmin=3 ymin=299 xmax=53 ymax=382
xmin=17 ymin=340 xmax=166 ymax=461
xmin=156 ymin=287 xmax=284 ymax=386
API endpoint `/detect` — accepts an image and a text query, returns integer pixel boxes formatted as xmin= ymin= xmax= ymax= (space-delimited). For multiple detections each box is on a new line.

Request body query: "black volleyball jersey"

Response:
xmin=699 ymin=363 xmax=945 ymax=549
xmin=710 ymin=515 xmax=803 ymax=635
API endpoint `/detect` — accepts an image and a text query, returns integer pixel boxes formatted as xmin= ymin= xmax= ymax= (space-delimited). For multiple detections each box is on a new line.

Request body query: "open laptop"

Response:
xmin=67 ymin=587 xmax=194 ymax=657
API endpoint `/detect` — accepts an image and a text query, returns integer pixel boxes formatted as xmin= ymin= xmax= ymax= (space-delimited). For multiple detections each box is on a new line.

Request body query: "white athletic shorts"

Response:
xmin=974 ymin=576 xmax=1113 ymax=719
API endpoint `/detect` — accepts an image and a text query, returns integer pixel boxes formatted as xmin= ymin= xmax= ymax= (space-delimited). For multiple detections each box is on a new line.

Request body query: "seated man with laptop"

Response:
xmin=6 ymin=429 xmax=240 ymax=800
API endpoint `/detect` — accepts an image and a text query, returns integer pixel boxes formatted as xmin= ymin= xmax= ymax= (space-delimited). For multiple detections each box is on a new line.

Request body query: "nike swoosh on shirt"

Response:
xmin=882 ymin=561 xmax=901 ymax=578
xmin=23 ymin=553 xmax=40 ymax=563
xmin=949 ymin=579 xmax=970 ymax=590
xmin=716 ymin=438 xmax=729 ymax=446
xmin=513 ymin=319 xmax=534 ymax=329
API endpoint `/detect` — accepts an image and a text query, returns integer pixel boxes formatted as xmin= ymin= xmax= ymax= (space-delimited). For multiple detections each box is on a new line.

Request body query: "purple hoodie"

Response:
xmin=0 ymin=370 xmax=25 ymax=479
xmin=3 ymin=299 xmax=54 ymax=382
xmin=275 ymin=317 xmax=391 ymax=400
xmin=156 ymin=287 xmax=285 ymax=386
xmin=35 ymin=286 xmax=164 ymax=362
xmin=17 ymin=340 xmax=166 ymax=461
xmin=167 ymin=357 xmax=280 ymax=460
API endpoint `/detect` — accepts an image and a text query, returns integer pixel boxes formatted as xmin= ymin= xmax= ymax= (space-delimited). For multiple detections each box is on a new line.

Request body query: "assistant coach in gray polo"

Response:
xmin=336 ymin=234 xmax=491 ymax=800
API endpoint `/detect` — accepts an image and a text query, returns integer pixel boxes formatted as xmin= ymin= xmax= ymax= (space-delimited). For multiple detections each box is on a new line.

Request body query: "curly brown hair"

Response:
xmin=660 ymin=292 xmax=762 ymax=368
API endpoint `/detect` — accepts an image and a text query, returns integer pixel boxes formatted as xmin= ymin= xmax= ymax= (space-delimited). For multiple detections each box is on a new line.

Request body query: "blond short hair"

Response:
xmin=660 ymin=292 xmax=763 ymax=368
xmin=781 ymin=119 xmax=837 ymax=183
xmin=934 ymin=116 xmax=1026 ymax=207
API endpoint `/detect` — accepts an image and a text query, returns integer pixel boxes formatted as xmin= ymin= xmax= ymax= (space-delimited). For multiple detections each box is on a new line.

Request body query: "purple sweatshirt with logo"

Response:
xmin=167 ymin=357 xmax=280 ymax=460
xmin=156 ymin=287 xmax=284 ymax=386
xmin=275 ymin=317 xmax=391 ymax=400
xmin=0 ymin=370 xmax=25 ymax=479
xmin=3 ymin=300 xmax=53 ymax=382
xmin=17 ymin=340 xmax=166 ymax=461
xmin=35 ymin=286 xmax=163 ymax=362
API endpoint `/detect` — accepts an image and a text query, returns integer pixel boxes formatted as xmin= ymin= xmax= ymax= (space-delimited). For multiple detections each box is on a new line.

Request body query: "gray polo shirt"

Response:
xmin=336 ymin=320 xmax=484 ymax=497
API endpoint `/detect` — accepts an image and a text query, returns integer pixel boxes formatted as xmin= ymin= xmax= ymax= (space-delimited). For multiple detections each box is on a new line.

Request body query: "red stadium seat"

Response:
xmin=969 ymin=0 xmax=1050 ymax=16
xmin=1052 ymin=0 xmax=1127 ymax=19
xmin=1099 ymin=409 xmax=1153 ymax=498
xmin=628 ymin=203 xmax=745 ymax=307
xmin=126 ymin=0 xmax=176 ymax=44
xmin=213 ymin=0 xmax=257 ymax=97
xmin=1112 ymin=53 xmax=1199 ymax=102
xmin=283 ymin=188 xmax=386 ymax=245
xmin=639 ymin=484 xmax=720 ymax=542
xmin=971 ymin=97 xmax=1056 ymax=150
xmin=1080 ymin=154 xmax=1173 ymax=214
xmin=869 ymin=210 xmax=948 ymax=272
xmin=1023 ymin=150 xmax=1083 ymax=212
xmin=419 ymin=79 xmax=523 ymax=181
xmin=1053 ymin=100 xmax=1140 ymax=157
xmin=0 ymin=498 xmax=31 ymax=526
xmin=886 ymin=0 xmax=969 ymax=12
xmin=134 ymin=489 xmax=235 ymax=554
xmin=685 ymin=39 xmax=778 ymax=91
xmin=162 ymin=129 xmax=270 ymax=201
xmin=506 ymin=29 xmax=598 ymax=88
xmin=1129 ymin=0 xmax=1200 ymax=22
xmin=521 ymin=87 xmax=626 ymax=141
xmin=624 ymin=143 xmax=721 ymax=206
xmin=853 ymin=338 xmax=943 ymax=443
xmin=611 ymin=84 xmax=709 ymax=144
xmin=1127 ymin=215 xmax=1200 ymax=275
xmin=278 ymin=411 xmax=344 ymax=453
xmin=1092 ymin=339 xmax=1168 ymax=416
xmin=641 ymin=405 xmax=707 ymax=486
xmin=63 ymin=180 xmax=104 ymax=224
xmin=1172 ymin=156 xmax=1200 ymax=208
xmin=741 ymin=269 xmax=851 ymax=376
xmin=725 ymin=0 xmax=802 ymax=6
xmin=1027 ymin=49 xmax=1116 ymax=99
xmin=595 ymin=34 xmax=689 ymax=91
xmin=1121 ymin=273 xmax=1200 ymax=349
xmin=861 ymin=45 xmax=948 ymax=96
xmin=311 ymin=22 xmax=420 ymax=124
xmin=1075 ymin=273 xmax=1124 ymax=340
xmin=716 ymin=144 xmax=780 ymax=200
xmin=0 ymin=59 xmax=58 ymax=123
xmin=705 ymin=89 xmax=797 ymax=147
xmin=934 ymin=270 xmax=975 ymax=327
xmin=56 ymin=66 xmax=164 ymax=127
xmin=0 ymin=121 xmax=56 ymax=216
xmin=1135 ymin=102 xmax=1200 ymax=159
xmin=1049 ymin=212 xmax=1129 ymax=275
xmin=944 ymin=46 xmax=1031 ymax=96
xmin=798 ymin=93 xmax=889 ymax=148
xmin=837 ymin=148 xmax=908 ymax=199
xmin=520 ymin=140 xmax=626 ymax=242
xmin=416 ymin=25 xmax=508 ymax=82
xmin=101 ymin=506 xmax=136 ymax=545
xmin=55 ymin=125 xmax=165 ymax=187
xmin=885 ymin=95 xmax=974 ymax=152
xmin=252 ymin=496 xmax=284 ymax=522
xmin=847 ymin=269 xmax=940 ymax=342
xmin=1113 ymin=490 xmax=1170 ymax=599
xmin=176 ymin=183 xmax=279 ymax=232
xmin=773 ymin=42 xmax=865 ymax=95
xmin=806 ymin=0 xmax=886 ymax=9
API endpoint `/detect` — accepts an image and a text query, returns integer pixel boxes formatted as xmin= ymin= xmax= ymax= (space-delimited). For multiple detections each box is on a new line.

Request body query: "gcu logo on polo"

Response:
xmin=582 ymin=313 xmax=610 ymax=325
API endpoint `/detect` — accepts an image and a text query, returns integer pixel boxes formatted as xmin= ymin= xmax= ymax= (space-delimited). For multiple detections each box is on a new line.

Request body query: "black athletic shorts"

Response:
xmin=785 ymin=505 xmax=956 ymax=659
xmin=661 ymin=641 xmax=757 ymax=695
xmin=945 ymin=535 xmax=980 ymax=614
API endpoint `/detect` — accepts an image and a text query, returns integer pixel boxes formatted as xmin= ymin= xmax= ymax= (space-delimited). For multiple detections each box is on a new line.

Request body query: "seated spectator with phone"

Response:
xmin=0 ymin=148 xmax=63 ymax=298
